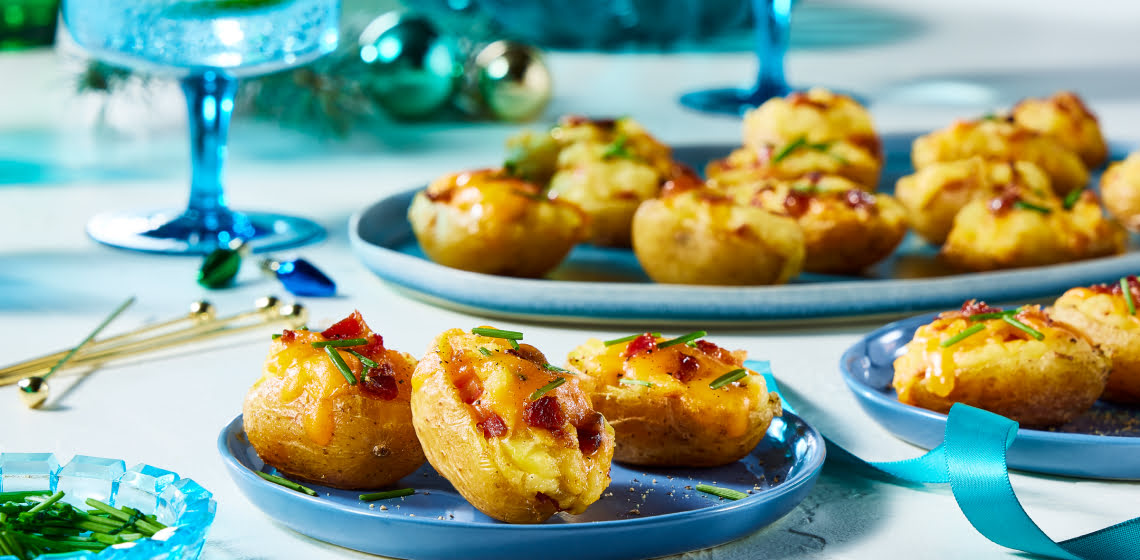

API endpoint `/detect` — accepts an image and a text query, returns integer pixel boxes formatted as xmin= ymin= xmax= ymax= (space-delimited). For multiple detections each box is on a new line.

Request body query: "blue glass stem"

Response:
xmin=181 ymin=71 xmax=249 ymax=235
xmin=748 ymin=0 xmax=792 ymax=103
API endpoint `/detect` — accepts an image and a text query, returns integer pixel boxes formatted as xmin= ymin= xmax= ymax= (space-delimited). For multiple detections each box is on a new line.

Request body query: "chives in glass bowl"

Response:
xmin=0 ymin=453 xmax=216 ymax=559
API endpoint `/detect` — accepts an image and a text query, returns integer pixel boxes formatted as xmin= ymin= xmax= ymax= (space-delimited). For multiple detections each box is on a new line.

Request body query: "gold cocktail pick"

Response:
xmin=5 ymin=296 xmax=308 ymax=408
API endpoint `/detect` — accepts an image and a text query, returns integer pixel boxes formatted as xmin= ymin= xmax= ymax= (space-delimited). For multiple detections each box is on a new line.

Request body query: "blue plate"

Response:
xmin=218 ymin=412 xmax=825 ymax=560
xmin=348 ymin=134 xmax=1139 ymax=324
xmin=840 ymin=313 xmax=1140 ymax=480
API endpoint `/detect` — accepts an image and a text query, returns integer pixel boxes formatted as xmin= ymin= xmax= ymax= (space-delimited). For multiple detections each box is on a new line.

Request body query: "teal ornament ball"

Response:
xmin=358 ymin=12 xmax=460 ymax=120
xmin=472 ymin=40 xmax=552 ymax=122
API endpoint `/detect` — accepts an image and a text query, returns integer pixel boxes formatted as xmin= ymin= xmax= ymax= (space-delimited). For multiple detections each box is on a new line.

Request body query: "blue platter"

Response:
xmin=840 ymin=312 xmax=1140 ymax=480
xmin=218 ymin=412 xmax=825 ymax=560
xmin=348 ymin=134 xmax=1139 ymax=325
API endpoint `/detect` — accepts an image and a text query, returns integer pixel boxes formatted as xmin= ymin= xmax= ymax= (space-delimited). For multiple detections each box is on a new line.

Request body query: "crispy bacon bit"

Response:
xmin=575 ymin=412 xmax=606 ymax=456
xmin=279 ymin=330 xmax=297 ymax=343
xmin=424 ymin=187 xmax=453 ymax=203
xmin=523 ymin=395 xmax=565 ymax=431
xmin=783 ymin=190 xmax=812 ymax=218
xmin=477 ymin=410 xmax=508 ymax=438
xmin=960 ymin=299 xmax=1003 ymax=317
xmin=453 ymin=371 xmax=484 ymax=405
xmin=694 ymin=339 xmax=738 ymax=365
xmin=787 ymin=91 xmax=829 ymax=109
xmin=805 ymin=170 xmax=824 ymax=183
xmin=660 ymin=164 xmax=704 ymax=197
xmin=560 ymin=115 xmax=616 ymax=129
xmin=672 ymin=353 xmax=700 ymax=383
xmin=360 ymin=361 xmax=399 ymax=401
xmin=844 ymin=189 xmax=876 ymax=210
xmin=987 ymin=189 xmax=1020 ymax=215
xmin=1090 ymin=276 xmax=1140 ymax=296
xmin=320 ymin=312 xmax=385 ymax=356
xmin=507 ymin=344 xmax=546 ymax=365
xmin=623 ymin=334 xmax=658 ymax=358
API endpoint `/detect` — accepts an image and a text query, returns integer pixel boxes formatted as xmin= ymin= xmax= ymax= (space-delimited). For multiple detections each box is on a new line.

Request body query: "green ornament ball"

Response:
xmin=471 ymin=40 xmax=552 ymax=122
xmin=357 ymin=11 xmax=461 ymax=121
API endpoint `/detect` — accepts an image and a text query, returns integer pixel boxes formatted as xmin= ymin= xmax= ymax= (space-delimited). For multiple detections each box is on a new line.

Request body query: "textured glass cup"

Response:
xmin=62 ymin=0 xmax=340 ymax=254
xmin=680 ymin=0 xmax=791 ymax=115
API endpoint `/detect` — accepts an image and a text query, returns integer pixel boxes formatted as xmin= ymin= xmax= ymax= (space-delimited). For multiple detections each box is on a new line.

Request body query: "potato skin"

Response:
xmin=568 ymin=335 xmax=781 ymax=467
xmin=410 ymin=329 xmax=615 ymax=524
xmin=912 ymin=118 xmax=1088 ymax=195
xmin=942 ymin=189 xmax=1125 ymax=271
xmin=408 ymin=169 xmax=586 ymax=277
xmin=1051 ymin=282 xmax=1140 ymax=404
xmin=894 ymin=158 xmax=1052 ymax=245
xmin=893 ymin=304 xmax=1108 ymax=427
xmin=631 ymin=189 xmax=804 ymax=285
xmin=1100 ymin=152 xmax=1140 ymax=232
xmin=1012 ymin=91 xmax=1108 ymax=168
xmin=243 ymin=313 xmax=424 ymax=490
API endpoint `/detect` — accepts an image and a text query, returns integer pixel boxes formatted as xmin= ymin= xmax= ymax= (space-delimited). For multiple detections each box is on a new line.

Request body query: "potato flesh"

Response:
xmin=1052 ymin=287 xmax=1140 ymax=404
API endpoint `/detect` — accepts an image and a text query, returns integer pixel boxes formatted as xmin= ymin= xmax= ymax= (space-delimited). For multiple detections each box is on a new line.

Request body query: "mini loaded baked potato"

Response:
xmin=941 ymin=187 xmax=1125 ymax=271
xmin=568 ymin=332 xmax=781 ymax=467
xmin=894 ymin=158 xmax=1053 ymax=245
xmin=410 ymin=327 xmax=615 ymax=524
xmin=726 ymin=176 xmax=908 ymax=274
xmin=243 ymin=311 xmax=425 ymax=489
xmin=1012 ymin=91 xmax=1108 ymax=168
xmin=705 ymin=142 xmax=882 ymax=192
xmin=631 ymin=188 xmax=805 ymax=285
xmin=407 ymin=168 xmax=587 ymax=277
xmin=893 ymin=301 xmax=1108 ymax=427
xmin=1099 ymin=152 xmax=1140 ymax=232
xmin=1051 ymin=277 xmax=1140 ymax=404
xmin=911 ymin=117 xmax=1089 ymax=196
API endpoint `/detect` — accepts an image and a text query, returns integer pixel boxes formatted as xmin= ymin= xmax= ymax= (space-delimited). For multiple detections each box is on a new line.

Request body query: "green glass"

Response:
xmin=0 ymin=0 xmax=59 ymax=50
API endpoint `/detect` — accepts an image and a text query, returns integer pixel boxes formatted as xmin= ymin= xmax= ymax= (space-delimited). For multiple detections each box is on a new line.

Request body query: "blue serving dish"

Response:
xmin=840 ymin=313 xmax=1140 ymax=480
xmin=218 ymin=411 xmax=825 ymax=560
xmin=349 ymin=134 xmax=1140 ymax=325
xmin=0 ymin=453 xmax=216 ymax=559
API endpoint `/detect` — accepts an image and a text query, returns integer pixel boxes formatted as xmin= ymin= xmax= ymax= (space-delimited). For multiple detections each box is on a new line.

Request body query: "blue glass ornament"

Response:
xmin=263 ymin=258 xmax=336 ymax=297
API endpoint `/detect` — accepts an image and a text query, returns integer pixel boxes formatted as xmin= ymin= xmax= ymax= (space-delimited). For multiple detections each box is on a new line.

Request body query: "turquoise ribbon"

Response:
xmin=745 ymin=360 xmax=1140 ymax=559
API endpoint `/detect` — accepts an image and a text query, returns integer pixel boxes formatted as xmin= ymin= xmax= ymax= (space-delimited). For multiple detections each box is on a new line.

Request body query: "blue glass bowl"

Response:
xmin=0 ymin=453 xmax=216 ymax=560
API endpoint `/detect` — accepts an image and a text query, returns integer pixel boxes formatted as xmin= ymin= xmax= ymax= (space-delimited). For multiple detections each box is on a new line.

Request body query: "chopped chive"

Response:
xmin=359 ymin=488 xmax=415 ymax=502
xmin=347 ymin=350 xmax=379 ymax=369
xmin=658 ymin=331 xmax=707 ymax=349
xmin=790 ymin=183 xmax=817 ymax=193
xmin=619 ymin=378 xmax=654 ymax=387
xmin=601 ymin=134 xmax=638 ymax=160
xmin=967 ymin=310 xmax=1017 ymax=321
xmin=509 ymin=338 xmax=520 ymax=350
xmin=271 ymin=333 xmax=281 ymax=340
xmin=0 ymin=490 xmax=50 ymax=502
xmin=940 ymin=323 xmax=986 ymax=347
xmin=771 ymin=137 xmax=807 ymax=163
xmin=1122 ymin=278 xmax=1136 ymax=315
xmin=311 ymin=338 xmax=369 ymax=348
xmin=709 ymin=368 xmax=748 ymax=389
xmin=1002 ymin=316 xmax=1044 ymax=340
xmin=542 ymin=363 xmax=574 ymax=375
xmin=1063 ymin=188 xmax=1083 ymax=210
xmin=696 ymin=484 xmax=748 ymax=501
xmin=26 ymin=491 xmax=63 ymax=513
xmin=604 ymin=332 xmax=661 ymax=346
xmin=478 ymin=347 xmax=493 ymax=357
xmin=256 ymin=471 xmax=318 ymax=496
xmin=1013 ymin=200 xmax=1051 ymax=214
xmin=325 ymin=346 xmax=357 ymax=385
xmin=471 ymin=327 xmax=524 ymax=340
xmin=530 ymin=377 xmax=566 ymax=401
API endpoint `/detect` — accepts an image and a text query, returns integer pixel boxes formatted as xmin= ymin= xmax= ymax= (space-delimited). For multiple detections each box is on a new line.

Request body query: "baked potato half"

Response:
xmin=911 ymin=117 xmax=1088 ymax=196
xmin=893 ymin=301 xmax=1108 ymax=427
xmin=243 ymin=311 xmax=425 ymax=489
xmin=705 ymin=141 xmax=881 ymax=191
xmin=631 ymin=188 xmax=804 ymax=285
xmin=1100 ymin=152 xmax=1140 ymax=232
xmin=407 ymin=168 xmax=587 ymax=277
xmin=568 ymin=332 xmax=781 ymax=467
xmin=1051 ymin=277 xmax=1140 ymax=404
xmin=727 ymin=178 xmax=908 ymax=274
xmin=894 ymin=158 xmax=1052 ymax=245
xmin=410 ymin=327 xmax=615 ymax=524
xmin=1012 ymin=91 xmax=1108 ymax=168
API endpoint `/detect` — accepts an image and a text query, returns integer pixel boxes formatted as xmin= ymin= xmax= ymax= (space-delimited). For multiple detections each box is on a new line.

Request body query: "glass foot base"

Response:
xmin=87 ymin=209 xmax=325 ymax=255
xmin=679 ymin=86 xmax=791 ymax=116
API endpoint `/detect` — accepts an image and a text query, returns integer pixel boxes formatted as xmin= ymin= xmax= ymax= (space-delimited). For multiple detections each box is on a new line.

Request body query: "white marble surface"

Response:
xmin=1 ymin=1 xmax=1138 ymax=559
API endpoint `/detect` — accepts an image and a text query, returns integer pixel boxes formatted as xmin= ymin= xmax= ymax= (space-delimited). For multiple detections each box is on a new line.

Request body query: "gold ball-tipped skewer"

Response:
xmin=6 ymin=301 xmax=305 ymax=401
xmin=0 ymin=300 xmax=215 ymax=378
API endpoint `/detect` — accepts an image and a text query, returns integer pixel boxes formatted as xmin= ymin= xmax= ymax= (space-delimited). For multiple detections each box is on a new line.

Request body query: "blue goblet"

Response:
xmin=680 ymin=0 xmax=792 ymax=115
xmin=62 ymin=0 xmax=340 ymax=254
